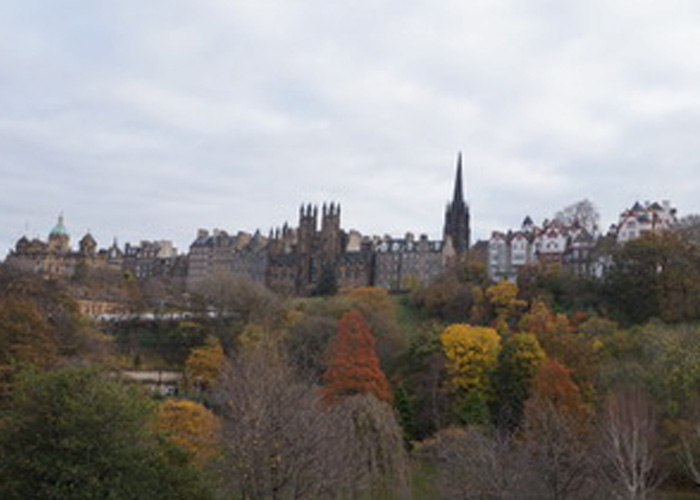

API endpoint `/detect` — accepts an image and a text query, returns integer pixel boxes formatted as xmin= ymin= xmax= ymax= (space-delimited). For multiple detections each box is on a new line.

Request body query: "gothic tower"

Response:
xmin=297 ymin=204 xmax=318 ymax=293
xmin=320 ymin=202 xmax=341 ymax=263
xmin=297 ymin=204 xmax=317 ymax=255
xmin=443 ymin=153 xmax=471 ymax=254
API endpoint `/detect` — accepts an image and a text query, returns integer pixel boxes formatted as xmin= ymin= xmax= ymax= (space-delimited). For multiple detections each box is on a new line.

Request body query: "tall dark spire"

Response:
xmin=443 ymin=152 xmax=470 ymax=255
xmin=453 ymin=152 xmax=464 ymax=205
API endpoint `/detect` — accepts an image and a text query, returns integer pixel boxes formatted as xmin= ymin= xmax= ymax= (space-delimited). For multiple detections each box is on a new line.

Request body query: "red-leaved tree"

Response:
xmin=322 ymin=310 xmax=392 ymax=404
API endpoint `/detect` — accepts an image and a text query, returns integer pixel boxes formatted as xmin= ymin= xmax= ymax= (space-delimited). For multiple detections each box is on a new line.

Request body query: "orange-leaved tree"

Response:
xmin=184 ymin=336 xmax=225 ymax=392
xmin=322 ymin=309 xmax=392 ymax=404
xmin=524 ymin=358 xmax=590 ymax=428
xmin=153 ymin=398 xmax=221 ymax=466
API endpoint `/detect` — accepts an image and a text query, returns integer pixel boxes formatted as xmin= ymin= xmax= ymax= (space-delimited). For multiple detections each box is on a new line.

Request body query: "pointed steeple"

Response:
xmin=452 ymin=152 xmax=464 ymax=206
xmin=443 ymin=152 xmax=470 ymax=255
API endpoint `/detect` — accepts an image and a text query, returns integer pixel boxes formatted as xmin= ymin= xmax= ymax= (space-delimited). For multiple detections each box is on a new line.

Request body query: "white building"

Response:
xmin=614 ymin=200 xmax=677 ymax=244
xmin=488 ymin=216 xmax=596 ymax=282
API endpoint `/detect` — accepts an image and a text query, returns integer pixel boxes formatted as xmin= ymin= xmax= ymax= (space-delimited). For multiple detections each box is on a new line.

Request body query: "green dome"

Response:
xmin=50 ymin=215 xmax=69 ymax=237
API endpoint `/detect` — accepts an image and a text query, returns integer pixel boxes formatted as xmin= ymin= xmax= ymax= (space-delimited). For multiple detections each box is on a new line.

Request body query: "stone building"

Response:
xmin=6 ymin=215 xmax=184 ymax=283
xmin=186 ymin=154 xmax=469 ymax=294
xmin=265 ymin=202 xmax=372 ymax=295
xmin=373 ymin=234 xmax=447 ymax=290
xmin=123 ymin=240 xmax=186 ymax=280
xmin=187 ymin=229 xmax=267 ymax=289
xmin=6 ymin=215 xmax=103 ymax=278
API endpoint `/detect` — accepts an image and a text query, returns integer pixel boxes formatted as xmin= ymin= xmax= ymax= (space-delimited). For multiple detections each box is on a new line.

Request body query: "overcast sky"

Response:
xmin=2 ymin=0 xmax=700 ymax=255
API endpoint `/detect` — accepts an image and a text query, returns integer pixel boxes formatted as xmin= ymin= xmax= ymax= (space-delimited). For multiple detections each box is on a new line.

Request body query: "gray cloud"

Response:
xmin=3 ymin=0 xmax=700 ymax=255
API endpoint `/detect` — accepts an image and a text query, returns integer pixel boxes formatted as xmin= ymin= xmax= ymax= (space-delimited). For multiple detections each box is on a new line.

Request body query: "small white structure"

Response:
xmin=614 ymin=200 xmax=677 ymax=244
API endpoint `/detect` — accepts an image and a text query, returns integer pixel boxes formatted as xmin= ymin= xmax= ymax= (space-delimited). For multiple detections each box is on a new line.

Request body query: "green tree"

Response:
xmin=491 ymin=332 xmax=545 ymax=430
xmin=605 ymin=231 xmax=700 ymax=325
xmin=0 ymin=368 xmax=210 ymax=500
xmin=393 ymin=382 xmax=418 ymax=445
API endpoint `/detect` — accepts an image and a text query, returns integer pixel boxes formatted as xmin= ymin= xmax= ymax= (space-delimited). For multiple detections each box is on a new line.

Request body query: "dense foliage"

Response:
xmin=7 ymin=221 xmax=700 ymax=498
xmin=0 ymin=368 xmax=210 ymax=500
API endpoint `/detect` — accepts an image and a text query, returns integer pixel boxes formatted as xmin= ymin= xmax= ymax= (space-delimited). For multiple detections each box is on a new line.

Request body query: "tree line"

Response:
xmin=5 ymin=214 xmax=700 ymax=498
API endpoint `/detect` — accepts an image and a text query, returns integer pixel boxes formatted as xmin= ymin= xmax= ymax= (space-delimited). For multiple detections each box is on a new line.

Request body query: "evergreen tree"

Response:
xmin=393 ymin=382 xmax=418 ymax=446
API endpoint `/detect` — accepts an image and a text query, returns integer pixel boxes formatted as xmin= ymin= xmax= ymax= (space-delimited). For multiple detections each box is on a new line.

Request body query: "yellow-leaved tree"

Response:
xmin=153 ymin=399 xmax=221 ymax=466
xmin=345 ymin=286 xmax=395 ymax=318
xmin=441 ymin=324 xmax=502 ymax=425
xmin=441 ymin=324 xmax=501 ymax=394
xmin=485 ymin=281 xmax=526 ymax=333
xmin=184 ymin=336 xmax=225 ymax=392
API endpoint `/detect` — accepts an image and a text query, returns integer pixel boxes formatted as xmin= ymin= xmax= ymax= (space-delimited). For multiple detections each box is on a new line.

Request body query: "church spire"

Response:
xmin=452 ymin=152 xmax=464 ymax=206
xmin=443 ymin=152 xmax=470 ymax=255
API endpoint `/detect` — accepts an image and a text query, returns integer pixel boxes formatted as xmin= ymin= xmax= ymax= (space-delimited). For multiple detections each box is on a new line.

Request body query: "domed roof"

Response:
xmin=80 ymin=231 xmax=96 ymax=244
xmin=50 ymin=215 xmax=69 ymax=237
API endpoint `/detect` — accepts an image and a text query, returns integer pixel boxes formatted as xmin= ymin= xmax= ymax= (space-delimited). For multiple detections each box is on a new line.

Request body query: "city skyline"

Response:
xmin=3 ymin=1 xmax=700 ymax=254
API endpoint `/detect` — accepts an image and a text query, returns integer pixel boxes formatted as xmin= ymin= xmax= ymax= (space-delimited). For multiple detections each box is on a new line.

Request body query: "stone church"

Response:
xmin=188 ymin=154 xmax=471 ymax=294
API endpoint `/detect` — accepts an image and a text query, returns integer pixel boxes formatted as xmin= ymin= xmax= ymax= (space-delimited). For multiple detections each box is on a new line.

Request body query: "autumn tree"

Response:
xmin=153 ymin=399 xmax=221 ymax=466
xmin=441 ymin=324 xmax=501 ymax=424
xmin=322 ymin=309 xmax=392 ymax=404
xmin=183 ymin=336 xmax=225 ymax=393
xmin=519 ymin=300 xmax=602 ymax=405
xmin=441 ymin=324 xmax=501 ymax=394
xmin=521 ymin=359 xmax=595 ymax=499
xmin=0 ymin=268 xmax=110 ymax=403
xmin=0 ymin=296 xmax=57 ymax=401
xmin=485 ymin=280 xmax=526 ymax=332
xmin=517 ymin=299 xmax=562 ymax=336
xmin=343 ymin=286 xmax=407 ymax=375
xmin=345 ymin=286 xmax=395 ymax=316
xmin=0 ymin=266 xmax=109 ymax=359
xmin=526 ymin=359 xmax=590 ymax=424
xmin=0 ymin=368 xmax=210 ymax=500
